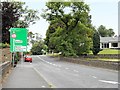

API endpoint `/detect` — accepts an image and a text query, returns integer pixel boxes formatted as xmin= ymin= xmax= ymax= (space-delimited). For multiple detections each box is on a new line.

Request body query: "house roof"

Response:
xmin=100 ymin=37 xmax=120 ymax=43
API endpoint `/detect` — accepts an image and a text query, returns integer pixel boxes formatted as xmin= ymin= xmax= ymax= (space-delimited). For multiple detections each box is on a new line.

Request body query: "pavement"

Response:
xmin=2 ymin=60 xmax=50 ymax=88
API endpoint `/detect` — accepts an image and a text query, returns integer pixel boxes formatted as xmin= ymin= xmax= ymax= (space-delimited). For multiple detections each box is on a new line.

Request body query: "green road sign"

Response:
xmin=9 ymin=28 xmax=28 ymax=52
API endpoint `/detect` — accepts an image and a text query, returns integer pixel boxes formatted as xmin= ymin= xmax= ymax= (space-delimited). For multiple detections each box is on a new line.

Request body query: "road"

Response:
xmin=30 ymin=55 xmax=119 ymax=88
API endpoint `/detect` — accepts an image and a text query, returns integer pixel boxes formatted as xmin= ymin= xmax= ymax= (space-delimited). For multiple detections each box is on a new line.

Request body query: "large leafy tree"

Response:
xmin=107 ymin=28 xmax=115 ymax=37
xmin=1 ymin=2 xmax=40 ymax=43
xmin=42 ymin=1 xmax=93 ymax=56
xmin=31 ymin=40 xmax=48 ymax=55
xmin=98 ymin=25 xmax=115 ymax=37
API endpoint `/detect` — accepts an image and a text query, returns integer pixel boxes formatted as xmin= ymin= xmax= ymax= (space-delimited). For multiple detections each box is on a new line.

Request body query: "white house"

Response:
xmin=100 ymin=37 xmax=120 ymax=49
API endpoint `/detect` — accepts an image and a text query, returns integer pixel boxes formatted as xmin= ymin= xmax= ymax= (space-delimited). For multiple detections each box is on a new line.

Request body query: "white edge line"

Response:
xmin=99 ymin=80 xmax=119 ymax=85
xmin=73 ymin=70 xmax=79 ymax=72
xmin=33 ymin=67 xmax=55 ymax=88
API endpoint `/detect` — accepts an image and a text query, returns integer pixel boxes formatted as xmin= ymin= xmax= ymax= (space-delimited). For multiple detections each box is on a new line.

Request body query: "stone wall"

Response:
xmin=0 ymin=48 xmax=12 ymax=84
xmin=80 ymin=54 xmax=120 ymax=59
xmin=60 ymin=57 xmax=119 ymax=70
xmin=0 ymin=48 xmax=12 ymax=63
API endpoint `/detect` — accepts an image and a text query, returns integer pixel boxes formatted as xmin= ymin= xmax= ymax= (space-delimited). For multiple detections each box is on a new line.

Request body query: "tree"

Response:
xmin=98 ymin=25 xmax=115 ymax=37
xmin=92 ymin=31 xmax=100 ymax=55
xmin=28 ymin=31 xmax=35 ymax=45
xmin=1 ymin=2 xmax=40 ymax=43
xmin=107 ymin=28 xmax=115 ymax=37
xmin=42 ymin=1 xmax=93 ymax=56
xmin=35 ymin=33 xmax=42 ymax=41
xmin=98 ymin=25 xmax=107 ymax=37
xmin=31 ymin=40 xmax=47 ymax=55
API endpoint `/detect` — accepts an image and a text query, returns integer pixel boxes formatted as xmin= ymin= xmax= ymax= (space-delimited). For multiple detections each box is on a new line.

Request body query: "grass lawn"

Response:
xmin=99 ymin=49 xmax=119 ymax=54
xmin=89 ymin=49 xmax=120 ymax=54
xmin=47 ymin=53 xmax=60 ymax=57
xmin=48 ymin=49 xmax=120 ymax=62
xmin=86 ymin=58 xmax=119 ymax=62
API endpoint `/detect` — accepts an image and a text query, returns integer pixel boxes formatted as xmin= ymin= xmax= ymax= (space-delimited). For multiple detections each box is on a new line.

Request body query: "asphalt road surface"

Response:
xmin=30 ymin=55 xmax=119 ymax=88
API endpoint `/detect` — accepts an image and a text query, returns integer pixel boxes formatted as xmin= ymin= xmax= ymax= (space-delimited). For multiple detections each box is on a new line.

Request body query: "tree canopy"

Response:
xmin=42 ymin=2 xmax=94 ymax=56
xmin=31 ymin=40 xmax=48 ymax=55
xmin=1 ymin=2 xmax=40 ymax=43
xmin=98 ymin=25 xmax=115 ymax=37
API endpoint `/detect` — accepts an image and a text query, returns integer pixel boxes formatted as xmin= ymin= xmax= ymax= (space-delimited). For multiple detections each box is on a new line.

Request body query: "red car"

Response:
xmin=24 ymin=55 xmax=32 ymax=62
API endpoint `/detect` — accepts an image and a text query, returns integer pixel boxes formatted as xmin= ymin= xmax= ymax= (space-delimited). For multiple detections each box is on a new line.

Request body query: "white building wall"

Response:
xmin=118 ymin=42 xmax=120 ymax=48
xmin=100 ymin=43 xmax=102 ymax=49
xmin=109 ymin=43 xmax=112 ymax=48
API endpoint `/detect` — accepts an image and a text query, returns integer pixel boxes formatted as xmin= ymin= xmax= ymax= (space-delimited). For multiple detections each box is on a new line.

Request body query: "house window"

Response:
xmin=102 ymin=43 xmax=104 ymax=48
xmin=111 ymin=43 xmax=118 ymax=47
xmin=102 ymin=43 xmax=109 ymax=48
xmin=107 ymin=43 xmax=109 ymax=48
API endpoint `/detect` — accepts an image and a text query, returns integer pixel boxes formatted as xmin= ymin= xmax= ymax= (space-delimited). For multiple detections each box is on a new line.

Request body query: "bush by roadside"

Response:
xmin=0 ymin=43 xmax=10 ymax=49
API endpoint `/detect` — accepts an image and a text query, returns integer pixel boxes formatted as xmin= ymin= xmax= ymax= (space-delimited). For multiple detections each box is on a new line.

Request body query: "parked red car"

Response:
xmin=24 ymin=55 xmax=32 ymax=62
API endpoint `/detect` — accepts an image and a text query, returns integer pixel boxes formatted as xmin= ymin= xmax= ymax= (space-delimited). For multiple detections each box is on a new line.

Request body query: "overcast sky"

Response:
xmin=20 ymin=0 xmax=119 ymax=38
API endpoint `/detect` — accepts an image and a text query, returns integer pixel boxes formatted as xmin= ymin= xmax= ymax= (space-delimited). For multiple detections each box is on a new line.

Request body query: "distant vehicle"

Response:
xmin=24 ymin=55 xmax=32 ymax=63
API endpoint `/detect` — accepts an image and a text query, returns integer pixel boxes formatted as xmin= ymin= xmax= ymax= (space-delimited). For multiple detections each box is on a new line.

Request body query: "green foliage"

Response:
xmin=1 ymin=2 xmax=40 ymax=43
xmin=31 ymin=40 xmax=48 ymax=55
xmin=92 ymin=31 xmax=100 ymax=55
xmin=107 ymin=28 xmax=115 ymax=37
xmin=98 ymin=25 xmax=115 ymax=37
xmin=28 ymin=31 xmax=35 ymax=45
xmin=24 ymin=51 xmax=31 ymax=55
xmin=42 ymin=2 xmax=94 ymax=56
xmin=0 ymin=43 xmax=10 ymax=48
xmin=15 ymin=52 xmax=20 ymax=62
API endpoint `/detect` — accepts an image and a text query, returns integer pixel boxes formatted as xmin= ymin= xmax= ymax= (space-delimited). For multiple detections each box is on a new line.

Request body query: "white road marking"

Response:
xmin=46 ymin=61 xmax=49 ymax=63
xmin=33 ymin=67 xmax=55 ymax=88
xmin=92 ymin=76 xmax=97 ymax=79
xmin=37 ymin=56 xmax=61 ymax=68
xmin=99 ymin=80 xmax=119 ymax=85
xmin=73 ymin=70 xmax=79 ymax=72
xmin=49 ymin=63 xmax=52 ymax=65
xmin=65 ymin=68 xmax=69 ymax=70
xmin=58 ymin=65 xmax=61 ymax=67
xmin=41 ymin=86 xmax=45 ymax=88
xmin=53 ymin=64 xmax=56 ymax=66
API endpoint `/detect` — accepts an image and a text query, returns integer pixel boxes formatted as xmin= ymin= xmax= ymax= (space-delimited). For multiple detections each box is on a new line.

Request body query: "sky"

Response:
xmin=19 ymin=0 xmax=118 ymax=38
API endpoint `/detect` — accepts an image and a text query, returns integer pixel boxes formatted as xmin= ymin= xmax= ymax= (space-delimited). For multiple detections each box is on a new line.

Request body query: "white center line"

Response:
xmin=65 ymin=68 xmax=69 ymax=70
xmin=49 ymin=63 xmax=52 ymax=65
xmin=53 ymin=64 xmax=56 ymax=66
xmin=58 ymin=65 xmax=61 ymax=67
xmin=91 ymin=76 xmax=97 ymax=79
xmin=73 ymin=70 xmax=79 ymax=72
xmin=41 ymin=86 xmax=45 ymax=88
xmin=37 ymin=56 xmax=61 ymax=68
xmin=99 ymin=80 xmax=119 ymax=85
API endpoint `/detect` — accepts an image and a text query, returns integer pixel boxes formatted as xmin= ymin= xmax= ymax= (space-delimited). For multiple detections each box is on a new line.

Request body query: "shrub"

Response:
xmin=0 ymin=43 xmax=10 ymax=48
